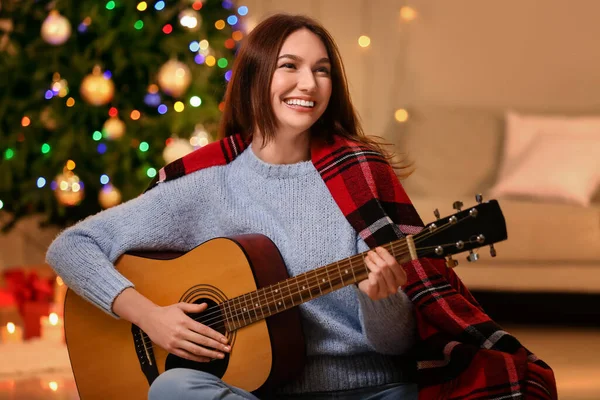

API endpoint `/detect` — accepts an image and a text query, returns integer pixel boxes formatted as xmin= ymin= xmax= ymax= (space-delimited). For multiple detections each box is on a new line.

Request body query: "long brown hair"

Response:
xmin=218 ymin=13 xmax=412 ymax=177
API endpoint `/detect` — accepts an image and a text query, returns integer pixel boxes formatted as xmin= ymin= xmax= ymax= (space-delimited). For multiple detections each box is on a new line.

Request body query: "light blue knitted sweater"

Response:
xmin=46 ymin=145 xmax=416 ymax=393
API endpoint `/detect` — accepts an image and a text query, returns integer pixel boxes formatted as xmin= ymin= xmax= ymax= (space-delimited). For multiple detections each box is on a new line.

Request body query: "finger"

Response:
xmin=171 ymin=348 xmax=211 ymax=363
xmin=183 ymin=329 xmax=231 ymax=353
xmin=375 ymin=247 xmax=397 ymax=265
xmin=375 ymin=247 xmax=406 ymax=290
xmin=189 ymin=319 xmax=229 ymax=345
xmin=378 ymin=264 xmax=399 ymax=295
xmin=178 ymin=302 xmax=208 ymax=313
xmin=179 ymin=339 xmax=225 ymax=360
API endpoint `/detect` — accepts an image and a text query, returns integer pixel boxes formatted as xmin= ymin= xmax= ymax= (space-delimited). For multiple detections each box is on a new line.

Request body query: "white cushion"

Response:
xmin=491 ymin=135 xmax=600 ymax=206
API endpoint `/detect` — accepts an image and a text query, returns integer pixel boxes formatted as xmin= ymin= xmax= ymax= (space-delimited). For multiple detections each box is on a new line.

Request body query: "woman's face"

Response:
xmin=270 ymin=28 xmax=332 ymax=139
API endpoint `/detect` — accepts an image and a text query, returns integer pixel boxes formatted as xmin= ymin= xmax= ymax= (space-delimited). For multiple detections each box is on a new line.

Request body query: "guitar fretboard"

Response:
xmin=220 ymin=239 xmax=412 ymax=331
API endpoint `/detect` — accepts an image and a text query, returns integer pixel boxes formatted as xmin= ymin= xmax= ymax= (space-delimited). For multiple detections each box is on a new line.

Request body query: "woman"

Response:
xmin=47 ymin=14 xmax=418 ymax=399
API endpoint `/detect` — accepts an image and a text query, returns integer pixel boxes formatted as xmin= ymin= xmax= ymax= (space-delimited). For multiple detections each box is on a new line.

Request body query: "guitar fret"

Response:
xmin=249 ymin=291 xmax=259 ymax=323
xmin=295 ymin=275 xmax=304 ymax=303
xmin=261 ymin=286 xmax=273 ymax=317
xmin=349 ymin=256 xmax=357 ymax=283
xmin=336 ymin=261 xmax=345 ymax=287
xmin=276 ymin=282 xmax=285 ymax=310
xmin=325 ymin=267 xmax=333 ymax=291
xmin=304 ymin=272 xmax=312 ymax=300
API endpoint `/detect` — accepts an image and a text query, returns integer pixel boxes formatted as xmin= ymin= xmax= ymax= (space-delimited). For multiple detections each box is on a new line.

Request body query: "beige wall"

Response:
xmin=2 ymin=0 xmax=599 ymax=268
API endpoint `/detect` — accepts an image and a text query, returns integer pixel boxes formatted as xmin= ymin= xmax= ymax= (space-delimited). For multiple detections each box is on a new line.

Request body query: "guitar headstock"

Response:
xmin=413 ymin=196 xmax=508 ymax=266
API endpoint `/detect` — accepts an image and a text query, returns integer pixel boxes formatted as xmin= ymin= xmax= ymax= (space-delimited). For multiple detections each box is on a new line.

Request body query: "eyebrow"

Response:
xmin=277 ymin=54 xmax=330 ymax=64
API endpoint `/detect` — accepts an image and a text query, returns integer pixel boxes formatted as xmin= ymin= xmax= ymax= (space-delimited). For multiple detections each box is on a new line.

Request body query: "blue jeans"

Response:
xmin=148 ymin=368 xmax=418 ymax=400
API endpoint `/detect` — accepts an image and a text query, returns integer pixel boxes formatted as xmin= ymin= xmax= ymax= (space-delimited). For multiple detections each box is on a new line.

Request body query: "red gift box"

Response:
xmin=22 ymin=300 xmax=51 ymax=339
xmin=3 ymin=268 xmax=54 ymax=339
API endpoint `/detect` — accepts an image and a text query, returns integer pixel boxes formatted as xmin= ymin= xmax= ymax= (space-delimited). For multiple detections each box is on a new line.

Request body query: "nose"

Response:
xmin=297 ymin=67 xmax=317 ymax=92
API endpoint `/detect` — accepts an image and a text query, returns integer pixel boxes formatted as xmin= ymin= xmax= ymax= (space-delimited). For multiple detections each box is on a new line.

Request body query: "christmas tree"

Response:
xmin=0 ymin=0 xmax=247 ymax=230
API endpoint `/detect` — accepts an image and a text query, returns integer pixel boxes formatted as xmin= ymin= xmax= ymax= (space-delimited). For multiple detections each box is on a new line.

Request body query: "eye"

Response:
xmin=280 ymin=63 xmax=296 ymax=69
xmin=315 ymin=67 xmax=330 ymax=75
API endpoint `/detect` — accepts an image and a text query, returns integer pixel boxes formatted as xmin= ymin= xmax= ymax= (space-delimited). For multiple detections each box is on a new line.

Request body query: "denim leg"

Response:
xmin=363 ymin=382 xmax=418 ymax=400
xmin=148 ymin=368 xmax=260 ymax=400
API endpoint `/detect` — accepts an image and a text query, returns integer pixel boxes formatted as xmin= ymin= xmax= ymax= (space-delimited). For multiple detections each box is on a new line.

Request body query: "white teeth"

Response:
xmin=285 ymin=99 xmax=314 ymax=108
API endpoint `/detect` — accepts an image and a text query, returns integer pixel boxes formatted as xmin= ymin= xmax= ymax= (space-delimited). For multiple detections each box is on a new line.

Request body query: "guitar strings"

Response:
xmin=138 ymin=213 xmax=473 ymax=344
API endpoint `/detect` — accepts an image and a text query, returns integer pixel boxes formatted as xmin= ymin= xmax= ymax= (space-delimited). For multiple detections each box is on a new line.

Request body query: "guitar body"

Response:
xmin=64 ymin=234 xmax=306 ymax=400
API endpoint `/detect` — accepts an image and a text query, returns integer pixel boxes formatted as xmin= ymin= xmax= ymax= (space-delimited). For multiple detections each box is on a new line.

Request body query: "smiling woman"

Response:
xmin=47 ymin=13 xmax=423 ymax=400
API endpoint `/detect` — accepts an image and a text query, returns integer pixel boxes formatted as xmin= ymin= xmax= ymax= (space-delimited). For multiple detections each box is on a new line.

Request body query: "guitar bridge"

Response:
xmin=131 ymin=324 xmax=159 ymax=385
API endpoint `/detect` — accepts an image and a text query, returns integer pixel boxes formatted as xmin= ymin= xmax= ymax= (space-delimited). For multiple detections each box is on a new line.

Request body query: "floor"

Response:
xmin=0 ymin=324 xmax=598 ymax=399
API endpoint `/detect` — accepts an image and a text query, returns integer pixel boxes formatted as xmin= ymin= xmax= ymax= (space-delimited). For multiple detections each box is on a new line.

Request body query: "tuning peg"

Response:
xmin=433 ymin=208 xmax=440 ymax=220
xmin=446 ymin=256 xmax=459 ymax=268
xmin=466 ymin=249 xmax=479 ymax=262
xmin=452 ymin=201 xmax=463 ymax=212
xmin=476 ymin=194 xmax=483 ymax=204
xmin=489 ymin=244 xmax=497 ymax=257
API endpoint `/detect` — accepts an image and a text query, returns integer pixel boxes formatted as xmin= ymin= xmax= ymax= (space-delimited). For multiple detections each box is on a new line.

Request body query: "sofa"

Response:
xmin=395 ymin=106 xmax=600 ymax=298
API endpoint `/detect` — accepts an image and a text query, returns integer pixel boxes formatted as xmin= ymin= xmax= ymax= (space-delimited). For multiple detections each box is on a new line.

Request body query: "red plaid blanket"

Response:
xmin=148 ymin=134 xmax=557 ymax=399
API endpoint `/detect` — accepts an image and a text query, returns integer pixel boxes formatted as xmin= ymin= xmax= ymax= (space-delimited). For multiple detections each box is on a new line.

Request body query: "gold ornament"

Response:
xmin=80 ymin=66 xmax=115 ymax=106
xmin=54 ymin=170 xmax=84 ymax=206
xmin=102 ymin=117 xmax=126 ymax=140
xmin=98 ymin=184 xmax=122 ymax=209
xmin=163 ymin=138 xmax=194 ymax=164
xmin=157 ymin=60 xmax=191 ymax=98
xmin=179 ymin=9 xmax=202 ymax=31
xmin=41 ymin=10 xmax=72 ymax=46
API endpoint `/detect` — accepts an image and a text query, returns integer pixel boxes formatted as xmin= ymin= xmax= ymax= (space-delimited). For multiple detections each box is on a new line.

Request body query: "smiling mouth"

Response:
xmin=284 ymin=99 xmax=315 ymax=108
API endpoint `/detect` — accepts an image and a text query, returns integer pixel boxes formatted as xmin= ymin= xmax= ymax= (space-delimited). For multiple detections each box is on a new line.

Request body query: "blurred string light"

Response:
xmin=358 ymin=35 xmax=371 ymax=48
xmin=137 ymin=1 xmax=147 ymax=11
xmin=238 ymin=6 xmax=248 ymax=16
xmin=78 ymin=16 xmax=92 ymax=33
xmin=194 ymin=54 xmax=205 ymax=64
xmin=224 ymin=39 xmax=235 ymax=49
xmin=66 ymin=97 xmax=75 ymax=107
xmin=217 ymin=58 xmax=228 ymax=68
xmin=205 ymin=56 xmax=216 ymax=67
xmin=0 ymin=200 xmax=3 ymax=210
xmin=134 ymin=20 xmax=144 ymax=30
xmin=93 ymin=131 xmax=103 ymax=141
xmin=130 ymin=110 xmax=141 ymax=120
xmin=190 ymin=96 xmax=202 ymax=107
xmin=215 ymin=20 xmax=225 ymax=30
xmin=5 ymin=149 xmax=15 ymax=160
xmin=222 ymin=0 xmax=233 ymax=10
xmin=41 ymin=143 xmax=51 ymax=154
xmin=162 ymin=24 xmax=173 ymax=34
xmin=21 ymin=116 xmax=31 ymax=127
xmin=227 ymin=15 xmax=238 ymax=26
xmin=97 ymin=143 xmax=107 ymax=154
xmin=100 ymin=174 xmax=110 ymax=184
xmin=174 ymin=101 xmax=185 ymax=112
xmin=232 ymin=31 xmax=243 ymax=41
xmin=225 ymin=70 xmax=232 ymax=81
xmin=108 ymin=107 xmax=118 ymax=117
xmin=139 ymin=142 xmax=149 ymax=152
xmin=37 ymin=177 xmax=46 ymax=188
xmin=103 ymin=70 xmax=112 ymax=79
xmin=199 ymin=40 xmax=209 ymax=51
xmin=395 ymin=108 xmax=409 ymax=122
xmin=158 ymin=104 xmax=167 ymax=114
xmin=192 ymin=1 xmax=203 ymax=11
xmin=106 ymin=1 xmax=116 ymax=10
xmin=400 ymin=6 xmax=418 ymax=22
xmin=147 ymin=168 xmax=157 ymax=178
xmin=189 ymin=41 xmax=200 ymax=52
xmin=155 ymin=1 xmax=165 ymax=11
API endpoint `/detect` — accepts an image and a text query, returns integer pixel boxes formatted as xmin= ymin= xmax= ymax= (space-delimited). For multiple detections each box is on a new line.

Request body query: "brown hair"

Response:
xmin=218 ymin=13 xmax=412 ymax=177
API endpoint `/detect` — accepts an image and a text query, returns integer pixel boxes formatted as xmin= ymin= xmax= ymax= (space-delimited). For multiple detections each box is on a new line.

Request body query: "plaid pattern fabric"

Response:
xmin=148 ymin=134 xmax=557 ymax=399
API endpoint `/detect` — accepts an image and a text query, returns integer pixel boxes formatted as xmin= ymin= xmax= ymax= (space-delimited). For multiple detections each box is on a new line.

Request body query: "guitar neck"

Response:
xmin=222 ymin=237 xmax=412 ymax=331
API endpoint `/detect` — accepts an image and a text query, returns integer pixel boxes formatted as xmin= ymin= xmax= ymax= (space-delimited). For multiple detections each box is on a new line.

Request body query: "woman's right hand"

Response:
xmin=139 ymin=302 xmax=231 ymax=363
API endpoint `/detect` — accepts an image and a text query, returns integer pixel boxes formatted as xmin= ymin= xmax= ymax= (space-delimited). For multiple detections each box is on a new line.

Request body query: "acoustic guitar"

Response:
xmin=64 ymin=198 xmax=507 ymax=399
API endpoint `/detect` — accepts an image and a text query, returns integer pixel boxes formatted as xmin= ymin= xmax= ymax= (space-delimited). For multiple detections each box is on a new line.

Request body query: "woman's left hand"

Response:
xmin=358 ymin=247 xmax=407 ymax=300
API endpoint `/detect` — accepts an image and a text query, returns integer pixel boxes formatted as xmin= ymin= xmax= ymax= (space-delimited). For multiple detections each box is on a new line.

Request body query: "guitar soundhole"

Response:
xmin=165 ymin=297 xmax=230 ymax=378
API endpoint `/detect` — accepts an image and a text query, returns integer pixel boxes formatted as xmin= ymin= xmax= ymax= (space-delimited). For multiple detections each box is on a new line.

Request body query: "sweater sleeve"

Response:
xmin=46 ymin=183 xmax=192 ymax=318
xmin=354 ymin=238 xmax=417 ymax=355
